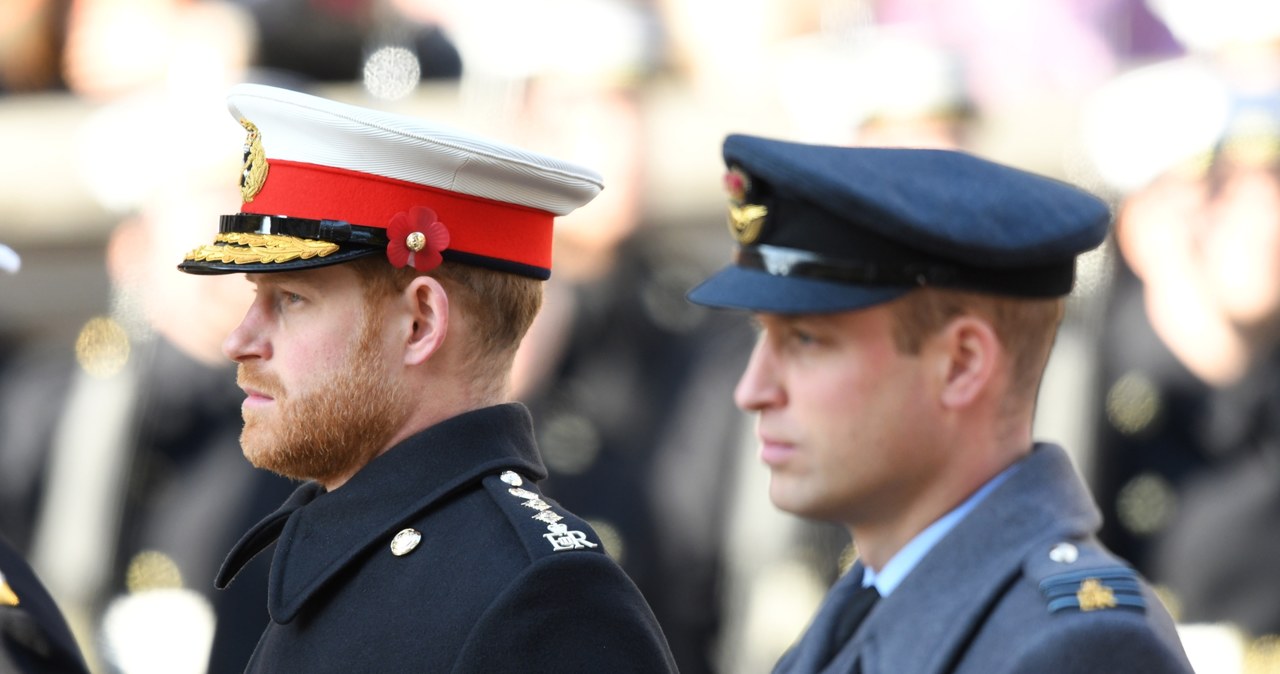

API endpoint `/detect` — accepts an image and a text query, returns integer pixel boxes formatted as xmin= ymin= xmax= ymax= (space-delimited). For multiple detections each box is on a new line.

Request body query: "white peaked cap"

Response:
xmin=181 ymin=83 xmax=604 ymax=278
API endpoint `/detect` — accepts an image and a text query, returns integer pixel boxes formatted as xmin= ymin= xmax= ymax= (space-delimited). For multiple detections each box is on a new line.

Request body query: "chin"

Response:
xmin=768 ymin=478 xmax=817 ymax=518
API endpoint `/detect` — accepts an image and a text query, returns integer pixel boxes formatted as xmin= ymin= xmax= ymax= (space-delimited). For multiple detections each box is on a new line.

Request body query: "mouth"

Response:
xmin=758 ymin=434 xmax=797 ymax=467
xmin=237 ymin=364 xmax=282 ymax=410
xmin=241 ymin=387 xmax=275 ymax=409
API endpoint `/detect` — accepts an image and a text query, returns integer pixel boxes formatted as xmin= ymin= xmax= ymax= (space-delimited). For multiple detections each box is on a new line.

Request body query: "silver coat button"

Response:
xmin=390 ymin=528 xmax=422 ymax=557
xmin=1049 ymin=542 xmax=1079 ymax=564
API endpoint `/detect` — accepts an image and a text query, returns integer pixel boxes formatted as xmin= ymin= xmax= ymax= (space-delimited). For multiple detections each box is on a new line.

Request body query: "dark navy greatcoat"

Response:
xmin=0 ymin=535 xmax=89 ymax=674
xmin=773 ymin=444 xmax=1195 ymax=674
xmin=216 ymin=404 xmax=678 ymax=673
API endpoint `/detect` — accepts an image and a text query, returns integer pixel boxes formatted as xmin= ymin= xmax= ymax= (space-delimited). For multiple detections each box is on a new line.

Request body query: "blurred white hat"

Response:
xmin=0 ymin=243 xmax=19 ymax=274
xmin=1147 ymin=0 xmax=1280 ymax=53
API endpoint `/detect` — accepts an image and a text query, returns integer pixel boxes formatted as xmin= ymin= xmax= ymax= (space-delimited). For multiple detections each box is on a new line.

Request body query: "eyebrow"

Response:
xmin=247 ymin=271 xmax=314 ymax=288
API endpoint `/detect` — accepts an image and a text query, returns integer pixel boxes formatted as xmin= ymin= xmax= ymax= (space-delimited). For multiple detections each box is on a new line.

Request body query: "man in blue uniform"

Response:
xmin=177 ymin=83 xmax=676 ymax=672
xmin=687 ymin=135 xmax=1195 ymax=673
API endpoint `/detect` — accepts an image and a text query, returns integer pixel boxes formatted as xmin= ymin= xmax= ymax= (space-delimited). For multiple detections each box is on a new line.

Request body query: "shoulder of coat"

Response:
xmin=480 ymin=470 xmax=608 ymax=561
xmin=1023 ymin=539 xmax=1148 ymax=615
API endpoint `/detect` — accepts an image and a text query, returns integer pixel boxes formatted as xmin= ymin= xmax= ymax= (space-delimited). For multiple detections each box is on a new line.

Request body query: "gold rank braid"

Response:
xmin=184 ymin=232 xmax=340 ymax=265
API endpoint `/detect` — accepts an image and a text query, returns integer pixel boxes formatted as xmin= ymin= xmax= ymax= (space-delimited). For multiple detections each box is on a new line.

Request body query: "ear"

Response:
xmin=933 ymin=315 xmax=1000 ymax=410
xmin=401 ymin=275 xmax=450 ymax=366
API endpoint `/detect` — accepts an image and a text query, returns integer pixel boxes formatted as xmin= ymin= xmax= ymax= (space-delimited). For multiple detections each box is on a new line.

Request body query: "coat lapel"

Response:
xmin=218 ymin=404 xmax=547 ymax=624
xmin=836 ymin=444 xmax=1101 ymax=674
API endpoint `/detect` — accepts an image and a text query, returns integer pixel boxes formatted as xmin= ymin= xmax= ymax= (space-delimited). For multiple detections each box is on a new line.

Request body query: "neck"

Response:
xmin=851 ymin=417 xmax=1029 ymax=571
xmin=317 ymin=373 xmax=508 ymax=492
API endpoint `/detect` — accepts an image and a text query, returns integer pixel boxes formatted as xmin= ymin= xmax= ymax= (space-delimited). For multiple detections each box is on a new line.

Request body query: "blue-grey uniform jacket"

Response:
xmin=774 ymin=443 xmax=1195 ymax=674
xmin=0 ymin=536 xmax=89 ymax=674
xmin=216 ymin=403 xmax=678 ymax=673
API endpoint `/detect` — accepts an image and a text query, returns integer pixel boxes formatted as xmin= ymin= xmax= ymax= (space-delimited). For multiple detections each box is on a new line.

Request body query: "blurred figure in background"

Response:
xmin=0 ymin=247 xmax=88 ymax=674
xmin=2 ymin=0 xmax=469 ymax=671
xmin=2 ymin=86 xmax=299 ymax=674
xmin=1 ymin=532 xmax=89 ymax=673
xmin=0 ymin=0 xmax=68 ymax=95
xmin=227 ymin=0 xmax=461 ymax=85
xmin=4 ymin=3 xmax=283 ymax=672
xmin=1082 ymin=0 xmax=1280 ymax=666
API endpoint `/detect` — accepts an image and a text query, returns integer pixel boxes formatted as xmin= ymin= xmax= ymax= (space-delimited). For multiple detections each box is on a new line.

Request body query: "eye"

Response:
xmin=270 ymin=288 xmax=305 ymax=311
xmin=789 ymin=329 xmax=817 ymax=346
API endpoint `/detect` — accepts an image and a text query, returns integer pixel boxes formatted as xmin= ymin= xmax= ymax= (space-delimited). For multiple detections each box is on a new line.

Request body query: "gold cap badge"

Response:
xmin=724 ymin=167 xmax=767 ymax=245
xmin=239 ymin=118 xmax=269 ymax=203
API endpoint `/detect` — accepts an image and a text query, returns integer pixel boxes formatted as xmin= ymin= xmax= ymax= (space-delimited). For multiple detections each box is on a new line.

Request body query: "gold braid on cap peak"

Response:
xmin=184 ymin=232 xmax=339 ymax=265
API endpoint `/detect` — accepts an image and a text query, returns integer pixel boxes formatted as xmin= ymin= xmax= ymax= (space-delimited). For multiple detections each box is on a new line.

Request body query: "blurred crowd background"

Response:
xmin=1 ymin=0 xmax=1279 ymax=673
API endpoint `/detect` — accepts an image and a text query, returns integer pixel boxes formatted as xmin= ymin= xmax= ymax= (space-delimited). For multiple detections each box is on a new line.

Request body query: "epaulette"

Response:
xmin=1025 ymin=540 xmax=1147 ymax=615
xmin=482 ymin=470 xmax=606 ymax=561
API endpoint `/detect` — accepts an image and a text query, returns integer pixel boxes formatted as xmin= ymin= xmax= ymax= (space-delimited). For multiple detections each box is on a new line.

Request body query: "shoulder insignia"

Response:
xmin=484 ymin=471 xmax=602 ymax=558
xmin=1028 ymin=540 xmax=1148 ymax=615
xmin=1039 ymin=567 xmax=1145 ymax=614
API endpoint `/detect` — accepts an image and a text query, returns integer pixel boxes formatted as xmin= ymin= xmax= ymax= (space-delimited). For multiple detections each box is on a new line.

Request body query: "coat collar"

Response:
xmin=216 ymin=403 xmax=547 ymax=623
xmin=833 ymin=443 xmax=1101 ymax=674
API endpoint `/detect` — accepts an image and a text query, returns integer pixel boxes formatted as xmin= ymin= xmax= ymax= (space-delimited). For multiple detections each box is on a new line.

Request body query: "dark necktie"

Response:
xmin=818 ymin=583 xmax=881 ymax=669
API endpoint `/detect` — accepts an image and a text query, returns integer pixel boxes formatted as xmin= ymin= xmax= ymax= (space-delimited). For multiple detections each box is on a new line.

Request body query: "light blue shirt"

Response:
xmin=862 ymin=462 xmax=1020 ymax=596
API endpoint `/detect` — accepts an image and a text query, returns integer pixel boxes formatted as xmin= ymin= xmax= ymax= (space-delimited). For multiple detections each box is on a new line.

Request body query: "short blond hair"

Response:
xmin=348 ymin=256 xmax=543 ymax=386
xmin=887 ymin=288 xmax=1064 ymax=406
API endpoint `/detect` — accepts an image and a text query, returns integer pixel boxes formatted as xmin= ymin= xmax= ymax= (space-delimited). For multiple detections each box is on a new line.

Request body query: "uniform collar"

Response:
xmin=837 ymin=443 xmax=1101 ymax=673
xmin=215 ymin=403 xmax=547 ymax=623
xmin=864 ymin=462 xmax=1017 ymax=597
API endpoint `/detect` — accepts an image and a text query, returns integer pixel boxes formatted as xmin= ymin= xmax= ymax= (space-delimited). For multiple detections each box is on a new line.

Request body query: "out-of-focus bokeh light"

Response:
xmin=0 ymin=244 xmax=19 ymax=274
xmin=538 ymin=412 xmax=602 ymax=475
xmin=363 ymin=45 xmax=422 ymax=101
xmin=1116 ymin=472 xmax=1176 ymax=536
xmin=100 ymin=588 xmax=215 ymax=674
xmin=124 ymin=550 xmax=183 ymax=593
xmin=1105 ymin=370 xmax=1161 ymax=436
xmin=74 ymin=316 xmax=130 ymax=378
xmin=586 ymin=517 xmax=625 ymax=564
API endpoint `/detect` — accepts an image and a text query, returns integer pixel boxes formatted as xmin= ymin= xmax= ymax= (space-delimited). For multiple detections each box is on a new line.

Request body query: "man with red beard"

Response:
xmin=177 ymin=83 xmax=677 ymax=673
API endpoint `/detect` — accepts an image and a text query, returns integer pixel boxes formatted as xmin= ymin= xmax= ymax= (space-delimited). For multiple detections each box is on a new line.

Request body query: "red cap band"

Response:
xmin=243 ymin=160 xmax=555 ymax=271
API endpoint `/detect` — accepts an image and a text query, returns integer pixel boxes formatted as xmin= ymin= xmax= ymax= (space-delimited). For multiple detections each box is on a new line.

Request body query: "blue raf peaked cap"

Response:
xmin=687 ymin=135 xmax=1112 ymax=314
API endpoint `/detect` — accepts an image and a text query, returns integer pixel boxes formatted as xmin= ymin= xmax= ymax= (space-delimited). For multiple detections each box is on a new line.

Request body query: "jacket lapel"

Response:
xmin=837 ymin=444 xmax=1101 ymax=674
xmin=218 ymin=404 xmax=547 ymax=624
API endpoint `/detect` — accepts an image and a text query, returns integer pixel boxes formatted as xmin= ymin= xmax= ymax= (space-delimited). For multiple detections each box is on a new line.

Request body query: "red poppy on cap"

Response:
xmin=387 ymin=206 xmax=450 ymax=272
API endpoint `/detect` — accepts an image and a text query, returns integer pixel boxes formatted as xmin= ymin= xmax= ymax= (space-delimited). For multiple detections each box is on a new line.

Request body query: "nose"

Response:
xmin=734 ymin=334 xmax=784 ymax=412
xmin=222 ymin=301 xmax=270 ymax=363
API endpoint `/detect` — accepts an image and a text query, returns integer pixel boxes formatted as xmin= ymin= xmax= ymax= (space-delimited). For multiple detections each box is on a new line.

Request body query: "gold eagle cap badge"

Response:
xmin=723 ymin=167 xmax=767 ymax=245
xmin=239 ymin=118 xmax=269 ymax=203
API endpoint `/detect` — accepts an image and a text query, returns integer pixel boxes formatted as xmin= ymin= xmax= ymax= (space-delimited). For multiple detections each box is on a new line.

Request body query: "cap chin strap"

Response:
xmin=219 ymin=213 xmax=390 ymax=248
xmin=734 ymin=244 xmax=1076 ymax=298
